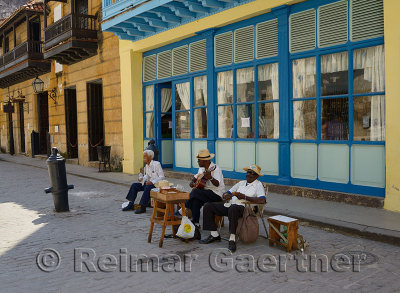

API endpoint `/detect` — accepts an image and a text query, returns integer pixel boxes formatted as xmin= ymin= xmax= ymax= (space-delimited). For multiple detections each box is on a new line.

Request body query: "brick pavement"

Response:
xmin=0 ymin=159 xmax=400 ymax=293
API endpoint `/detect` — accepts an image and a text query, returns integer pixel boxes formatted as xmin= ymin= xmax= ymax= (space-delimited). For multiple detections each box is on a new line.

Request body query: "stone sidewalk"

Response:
xmin=1 ymin=157 xmax=400 ymax=293
xmin=1 ymin=153 xmax=400 ymax=245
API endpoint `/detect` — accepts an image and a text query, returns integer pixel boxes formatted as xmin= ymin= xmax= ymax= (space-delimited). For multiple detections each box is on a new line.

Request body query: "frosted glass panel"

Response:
xmin=175 ymin=141 xmax=191 ymax=168
xmin=161 ymin=140 xmax=173 ymax=165
xmin=291 ymin=143 xmax=317 ymax=179
xmin=192 ymin=140 xmax=207 ymax=168
xmin=318 ymin=144 xmax=349 ymax=183
xmin=351 ymin=145 xmax=385 ymax=187
xmin=256 ymin=142 xmax=279 ymax=176
xmin=235 ymin=141 xmax=256 ymax=172
xmin=216 ymin=141 xmax=234 ymax=171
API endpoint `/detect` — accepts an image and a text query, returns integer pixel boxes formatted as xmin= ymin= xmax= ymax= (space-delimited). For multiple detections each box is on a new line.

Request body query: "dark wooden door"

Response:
xmin=37 ymin=92 xmax=49 ymax=155
xmin=18 ymin=102 xmax=25 ymax=153
xmin=65 ymin=89 xmax=78 ymax=159
xmin=8 ymin=112 xmax=14 ymax=155
xmin=30 ymin=20 xmax=41 ymax=42
xmin=87 ymin=82 xmax=104 ymax=161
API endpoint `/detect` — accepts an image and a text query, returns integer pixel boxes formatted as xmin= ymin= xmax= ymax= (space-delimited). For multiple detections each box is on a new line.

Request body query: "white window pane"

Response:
xmin=217 ymin=71 xmax=233 ymax=104
xmin=258 ymin=63 xmax=279 ymax=101
xmin=292 ymin=57 xmax=316 ymax=99
xmin=354 ymin=95 xmax=385 ymax=141
xmin=237 ymin=67 xmax=254 ymax=103
xmin=218 ymin=106 xmax=233 ymax=138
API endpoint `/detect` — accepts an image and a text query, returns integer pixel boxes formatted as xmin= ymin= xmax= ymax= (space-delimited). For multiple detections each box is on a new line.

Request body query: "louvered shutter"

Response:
xmin=157 ymin=50 xmax=171 ymax=79
xmin=256 ymin=19 xmax=278 ymax=59
xmin=234 ymin=25 xmax=254 ymax=63
xmin=318 ymin=0 xmax=348 ymax=47
xmin=172 ymin=45 xmax=188 ymax=76
xmin=190 ymin=39 xmax=207 ymax=72
xmin=350 ymin=0 xmax=384 ymax=42
xmin=289 ymin=9 xmax=316 ymax=53
xmin=215 ymin=32 xmax=233 ymax=67
xmin=143 ymin=54 xmax=156 ymax=82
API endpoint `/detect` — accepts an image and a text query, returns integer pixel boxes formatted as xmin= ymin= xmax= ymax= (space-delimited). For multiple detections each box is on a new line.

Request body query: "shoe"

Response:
xmin=122 ymin=202 xmax=134 ymax=211
xmin=134 ymin=206 xmax=146 ymax=214
xmin=228 ymin=241 xmax=236 ymax=252
xmin=194 ymin=225 xmax=201 ymax=240
xmin=199 ymin=234 xmax=221 ymax=244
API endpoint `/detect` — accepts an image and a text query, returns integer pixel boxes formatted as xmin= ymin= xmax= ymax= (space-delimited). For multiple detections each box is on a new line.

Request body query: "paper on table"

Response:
xmin=269 ymin=215 xmax=297 ymax=223
xmin=241 ymin=117 xmax=250 ymax=128
xmin=168 ymin=121 xmax=172 ymax=128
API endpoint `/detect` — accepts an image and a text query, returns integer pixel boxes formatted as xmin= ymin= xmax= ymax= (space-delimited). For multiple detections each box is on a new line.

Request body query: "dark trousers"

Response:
xmin=126 ymin=183 xmax=155 ymax=206
xmin=185 ymin=188 xmax=221 ymax=223
xmin=203 ymin=203 xmax=245 ymax=234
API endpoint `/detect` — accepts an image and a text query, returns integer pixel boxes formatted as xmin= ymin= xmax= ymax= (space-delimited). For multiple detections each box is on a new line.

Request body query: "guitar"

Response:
xmin=193 ymin=165 xmax=217 ymax=189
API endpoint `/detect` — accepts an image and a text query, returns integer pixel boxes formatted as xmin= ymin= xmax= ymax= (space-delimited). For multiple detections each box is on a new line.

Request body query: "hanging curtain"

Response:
xmin=217 ymin=71 xmax=233 ymax=138
xmin=236 ymin=67 xmax=254 ymax=102
xmin=194 ymin=75 xmax=207 ymax=106
xmin=194 ymin=76 xmax=207 ymax=138
xmin=321 ymin=51 xmax=348 ymax=73
xmin=175 ymin=82 xmax=190 ymax=110
xmin=292 ymin=57 xmax=316 ymax=139
xmin=258 ymin=63 xmax=279 ymax=138
xmin=354 ymin=45 xmax=385 ymax=141
xmin=161 ymin=88 xmax=172 ymax=116
xmin=145 ymin=86 xmax=154 ymax=138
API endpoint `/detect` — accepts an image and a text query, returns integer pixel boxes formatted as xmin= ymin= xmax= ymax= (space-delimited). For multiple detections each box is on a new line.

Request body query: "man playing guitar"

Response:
xmin=185 ymin=149 xmax=225 ymax=240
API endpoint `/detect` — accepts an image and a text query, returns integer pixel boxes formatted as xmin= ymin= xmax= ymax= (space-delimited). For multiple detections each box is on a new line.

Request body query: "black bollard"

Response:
xmin=45 ymin=147 xmax=74 ymax=212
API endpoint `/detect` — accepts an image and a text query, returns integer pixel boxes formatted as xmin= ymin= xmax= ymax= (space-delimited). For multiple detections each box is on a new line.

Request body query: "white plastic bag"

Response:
xmin=176 ymin=216 xmax=195 ymax=239
xmin=121 ymin=201 xmax=130 ymax=209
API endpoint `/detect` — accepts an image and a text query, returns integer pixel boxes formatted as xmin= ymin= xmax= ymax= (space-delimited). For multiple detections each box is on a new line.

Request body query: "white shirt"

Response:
xmin=143 ymin=160 xmax=165 ymax=185
xmin=224 ymin=180 xmax=266 ymax=207
xmin=195 ymin=162 xmax=225 ymax=197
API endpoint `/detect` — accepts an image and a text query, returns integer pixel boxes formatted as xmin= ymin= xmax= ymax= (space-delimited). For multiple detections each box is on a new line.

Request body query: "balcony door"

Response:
xmin=75 ymin=0 xmax=88 ymax=14
xmin=30 ymin=19 xmax=41 ymax=42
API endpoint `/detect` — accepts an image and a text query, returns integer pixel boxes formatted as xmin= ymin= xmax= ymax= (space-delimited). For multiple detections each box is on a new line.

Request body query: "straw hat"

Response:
xmin=196 ymin=149 xmax=215 ymax=160
xmin=155 ymin=180 xmax=174 ymax=189
xmin=243 ymin=164 xmax=263 ymax=176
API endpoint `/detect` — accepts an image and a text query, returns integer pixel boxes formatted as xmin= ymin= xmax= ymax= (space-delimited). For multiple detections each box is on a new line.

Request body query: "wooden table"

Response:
xmin=268 ymin=215 xmax=298 ymax=252
xmin=148 ymin=189 xmax=190 ymax=248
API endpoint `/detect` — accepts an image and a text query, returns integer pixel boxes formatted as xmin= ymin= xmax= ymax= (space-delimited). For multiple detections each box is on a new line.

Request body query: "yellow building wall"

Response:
xmin=383 ymin=0 xmax=400 ymax=212
xmin=0 ymin=0 xmax=123 ymax=169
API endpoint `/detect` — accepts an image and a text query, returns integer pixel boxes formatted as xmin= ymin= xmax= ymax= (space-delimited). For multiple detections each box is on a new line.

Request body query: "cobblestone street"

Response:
xmin=1 ymin=159 xmax=399 ymax=293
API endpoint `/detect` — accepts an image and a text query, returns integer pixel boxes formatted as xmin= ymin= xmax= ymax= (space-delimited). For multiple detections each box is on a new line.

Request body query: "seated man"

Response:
xmin=122 ymin=150 xmax=164 ymax=214
xmin=185 ymin=149 xmax=225 ymax=240
xmin=200 ymin=164 xmax=266 ymax=252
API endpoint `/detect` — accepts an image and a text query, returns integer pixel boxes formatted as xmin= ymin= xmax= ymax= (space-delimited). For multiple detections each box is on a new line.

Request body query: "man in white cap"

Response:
xmin=200 ymin=164 xmax=266 ymax=252
xmin=122 ymin=150 xmax=164 ymax=214
xmin=185 ymin=149 xmax=225 ymax=240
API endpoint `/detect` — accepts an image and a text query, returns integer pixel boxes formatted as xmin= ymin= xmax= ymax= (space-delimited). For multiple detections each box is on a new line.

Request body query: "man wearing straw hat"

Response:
xmin=184 ymin=149 xmax=225 ymax=240
xmin=200 ymin=164 xmax=266 ymax=252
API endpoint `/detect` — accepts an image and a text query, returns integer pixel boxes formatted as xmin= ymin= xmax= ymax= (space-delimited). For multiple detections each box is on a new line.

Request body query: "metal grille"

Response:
xmin=215 ymin=31 xmax=233 ymax=67
xmin=190 ymin=39 xmax=207 ymax=72
xmin=256 ymin=19 xmax=278 ymax=59
xmin=172 ymin=45 xmax=188 ymax=76
xmin=290 ymin=9 xmax=316 ymax=53
xmin=234 ymin=25 xmax=254 ymax=63
xmin=143 ymin=54 xmax=157 ymax=82
xmin=318 ymin=0 xmax=348 ymax=47
xmin=157 ymin=50 xmax=171 ymax=79
xmin=350 ymin=0 xmax=384 ymax=42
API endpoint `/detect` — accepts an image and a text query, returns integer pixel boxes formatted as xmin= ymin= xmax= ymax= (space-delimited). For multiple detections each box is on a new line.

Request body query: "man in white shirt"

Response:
xmin=185 ymin=149 xmax=225 ymax=240
xmin=200 ymin=164 xmax=266 ymax=252
xmin=122 ymin=150 xmax=165 ymax=214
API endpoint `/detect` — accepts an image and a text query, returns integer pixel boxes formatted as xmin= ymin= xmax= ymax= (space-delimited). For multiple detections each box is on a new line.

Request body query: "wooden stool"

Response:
xmin=268 ymin=215 xmax=298 ymax=252
xmin=148 ymin=190 xmax=189 ymax=248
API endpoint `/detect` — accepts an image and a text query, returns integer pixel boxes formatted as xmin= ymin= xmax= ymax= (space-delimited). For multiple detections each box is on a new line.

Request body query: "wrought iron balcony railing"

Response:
xmin=0 ymin=40 xmax=43 ymax=68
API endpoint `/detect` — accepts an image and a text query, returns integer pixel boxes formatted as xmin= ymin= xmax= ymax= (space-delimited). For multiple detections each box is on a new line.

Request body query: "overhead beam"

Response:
xmin=165 ymin=3 xmax=196 ymax=18
xmin=150 ymin=7 xmax=181 ymax=23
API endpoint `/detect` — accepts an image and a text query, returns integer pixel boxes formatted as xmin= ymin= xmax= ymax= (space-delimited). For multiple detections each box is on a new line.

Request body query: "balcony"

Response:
xmin=44 ymin=13 xmax=98 ymax=65
xmin=0 ymin=40 xmax=51 ymax=88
